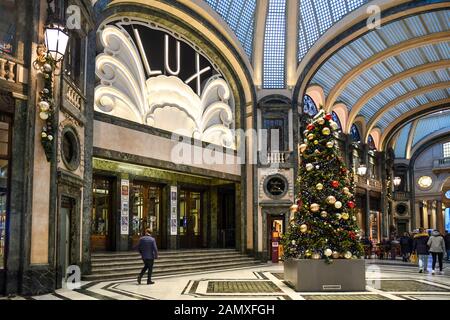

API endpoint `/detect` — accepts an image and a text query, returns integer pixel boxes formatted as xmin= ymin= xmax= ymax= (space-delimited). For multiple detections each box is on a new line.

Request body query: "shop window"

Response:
xmin=263 ymin=118 xmax=285 ymax=152
xmin=0 ymin=0 xmax=16 ymax=54
xmin=0 ymin=115 xmax=11 ymax=269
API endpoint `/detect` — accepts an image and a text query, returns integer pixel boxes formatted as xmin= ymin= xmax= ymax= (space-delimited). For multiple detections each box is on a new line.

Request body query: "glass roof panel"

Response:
xmin=204 ymin=0 xmax=257 ymax=58
xmin=298 ymin=0 xmax=369 ymax=61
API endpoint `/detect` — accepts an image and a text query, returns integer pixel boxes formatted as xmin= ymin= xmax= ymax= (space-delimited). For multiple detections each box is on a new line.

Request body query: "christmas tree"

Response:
xmin=282 ymin=109 xmax=364 ymax=263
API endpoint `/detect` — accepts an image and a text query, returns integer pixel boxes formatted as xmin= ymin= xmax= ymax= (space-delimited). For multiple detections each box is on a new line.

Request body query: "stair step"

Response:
xmin=92 ymin=249 xmax=237 ymax=258
xmin=91 ymin=257 xmax=257 ymax=273
xmin=82 ymin=261 xmax=264 ymax=281
xmin=91 ymin=252 xmax=244 ymax=264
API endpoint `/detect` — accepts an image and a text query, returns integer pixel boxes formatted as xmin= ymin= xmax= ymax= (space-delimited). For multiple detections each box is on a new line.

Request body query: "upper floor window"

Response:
xmin=443 ymin=142 xmax=450 ymax=158
xmin=263 ymin=118 xmax=284 ymax=152
xmin=0 ymin=0 xmax=16 ymax=55
xmin=303 ymin=95 xmax=318 ymax=117
xmin=331 ymin=111 xmax=342 ymax=130
xmin=350 ymin=124 xmax=361 ymax=143
xmin=64 ymin=34 xmax=83 ymax=87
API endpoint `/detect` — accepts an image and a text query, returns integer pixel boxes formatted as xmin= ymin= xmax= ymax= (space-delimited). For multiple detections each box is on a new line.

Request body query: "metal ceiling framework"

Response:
xmin=393 ymin=110 xmax=450 ymax=159
xmin=311 ymin=8 xmax=450 ymax=147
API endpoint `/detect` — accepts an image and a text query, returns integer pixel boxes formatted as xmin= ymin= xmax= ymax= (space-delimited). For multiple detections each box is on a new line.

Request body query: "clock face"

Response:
xmin=445 ymin=190 xmax=450 ymax=199
xmin=417 ymin=176 xmax=433 ymax=189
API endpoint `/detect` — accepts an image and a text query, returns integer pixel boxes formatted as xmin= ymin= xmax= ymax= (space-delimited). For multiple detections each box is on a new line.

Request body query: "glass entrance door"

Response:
xmin=131 ymin=182 xmax=162 ymax=248
xmin=91 ymin=176 xmax=113 ymax=251
xmin=179 ymin=190 xmax=202 ymax=248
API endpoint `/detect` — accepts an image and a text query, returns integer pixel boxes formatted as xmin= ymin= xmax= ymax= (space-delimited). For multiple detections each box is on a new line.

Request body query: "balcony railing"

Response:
xmin=433 ymin=157 xmax=450 ymax=173
xmin=393 ymin=191 xmax=410 ymax=201
xmin=259 ymin=151 xmax=292 ymax=165
xmin=0 ymin=53 xmax=27 ymax=84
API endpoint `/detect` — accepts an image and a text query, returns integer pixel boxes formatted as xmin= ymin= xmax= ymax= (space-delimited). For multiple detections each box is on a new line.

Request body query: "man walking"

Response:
xmin=137 ymin=228 xmax=158 ymax=285
xmin=427 ymin=230 xmax=445 ymax=275
xmin=413 ymin=227 xmax=429 ymax=273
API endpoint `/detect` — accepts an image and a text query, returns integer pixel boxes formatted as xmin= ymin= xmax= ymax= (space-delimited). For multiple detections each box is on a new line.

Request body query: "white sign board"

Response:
xmin=170 ymin=186 xmax=178 ymax=235
xmin=120 ymin=179 xmax=129 ymax=235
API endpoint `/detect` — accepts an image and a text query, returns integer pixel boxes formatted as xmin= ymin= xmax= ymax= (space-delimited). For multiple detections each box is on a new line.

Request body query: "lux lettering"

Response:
xmin=133 ymin=28 xmax=211 ymax=95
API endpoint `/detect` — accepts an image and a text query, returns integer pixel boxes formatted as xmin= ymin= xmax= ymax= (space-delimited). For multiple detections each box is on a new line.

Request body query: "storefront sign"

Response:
xmin=170 ymin=186 xmax=178 ymax=236
xmin=120 ymin=179 xmax=129 ymax=235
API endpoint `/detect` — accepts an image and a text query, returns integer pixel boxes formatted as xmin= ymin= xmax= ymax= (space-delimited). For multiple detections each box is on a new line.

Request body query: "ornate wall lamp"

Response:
xmin=33 ymin=0 xmax=69 ymax=161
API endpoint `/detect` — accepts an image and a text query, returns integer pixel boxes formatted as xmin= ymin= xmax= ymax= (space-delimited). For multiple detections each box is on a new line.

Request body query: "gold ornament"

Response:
xmin=334 ymin=201 xmax=343 ymax=209
xmin=307 ymin=133 xmax=314 ymax=140
xmin=326 ymin=141 xmax=334 ymax=148
xmin=310 ymin=203 xmax=320 ymax=212
xmin=305 ymin=250 xmax=312 ymax=257
xmin=343 ymin=187 xmax=350 ymax=194
xmin=324 ymin=249 xmax=332 ymax=257
xmin=326 ymin=195 xmax=336 ymax=204
xmin=317 ymin=118 xmax=325 ymax=125
xmin=322 ymin=127 xmax=331 ymax=135
xmin=299 ymin=144 xmax=307 ymax=152
xmin=330 ymin=121 xmax=339 ymax=130
xmin=312 ymin=253 xmax=321 ymax=260
xmin=300 ymin=224 xmax=308 ymax=233
xmin=314 ymin=149 xmax=321 ymax=154
xmin=314 ymin=140 xmax=319 ymax=145
xmin=320 ymin=211 xmax=327 ymax=218
xmin=336 ymin=213 xmax=342 ymax=220
xmin=332 ymin=251 xmax=340 ymax=259
xmin=305 ymin=163 xmax=314 ymax=171
xmin=344 ymin=251 xmax=352 ymax=259
xmin=342 ymin=213 xmax=349 ymax=220
xmin=316 ymin=183 xmax=323 ymax=190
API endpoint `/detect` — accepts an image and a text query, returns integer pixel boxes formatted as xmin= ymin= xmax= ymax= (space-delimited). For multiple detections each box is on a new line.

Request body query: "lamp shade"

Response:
xmin=393 ymin=176 xmax=402 ymax=187
xmin=44 ymin=22 xmax=69 ymax=62
xmin=357 ymin=164 xmax=367 ymax=176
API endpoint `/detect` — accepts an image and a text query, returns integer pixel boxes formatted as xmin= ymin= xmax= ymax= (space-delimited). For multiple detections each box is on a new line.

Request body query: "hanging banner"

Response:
xmin=170 ymin=186 xmax=178 ymax=236
xmin=120 ymin=179 xmax=130 ymax=235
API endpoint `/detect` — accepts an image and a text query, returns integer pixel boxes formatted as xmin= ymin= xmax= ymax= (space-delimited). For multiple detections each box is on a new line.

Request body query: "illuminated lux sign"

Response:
xmin=95 ymin=20 xmax=236 ymax=148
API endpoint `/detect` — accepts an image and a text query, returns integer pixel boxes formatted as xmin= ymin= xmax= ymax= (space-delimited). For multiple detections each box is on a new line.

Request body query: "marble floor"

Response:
xmin=7 ymin=260 xmax=449 ymax=301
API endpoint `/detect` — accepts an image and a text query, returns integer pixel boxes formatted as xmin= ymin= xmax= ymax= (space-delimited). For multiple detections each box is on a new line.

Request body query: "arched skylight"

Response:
xmin=303 ymin=94 xmax=318 ymax=116
xmin=332 ymin=111 xmax=342 ymax=130
xmin=350 ymin=124 xmax=361 ymax=142
xmin=394 ymin=122 xmax=412 ymax=158
xmin=412 ymin=111 xmax=450 ymax=146
xmin=204 ymin=0 xmax=257 ymax=58
xmin=263 ymin=0 xmax=286 ymax=89
xmin=298 ymin=0 xmax=369 ymax=61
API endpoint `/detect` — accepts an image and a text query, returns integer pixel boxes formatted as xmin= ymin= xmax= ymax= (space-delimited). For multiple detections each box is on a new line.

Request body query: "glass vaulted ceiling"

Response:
xmin=298 ymin=0 xmax=368 ymax=61
xmin=204 ymin=0 xmax=257 ymax=58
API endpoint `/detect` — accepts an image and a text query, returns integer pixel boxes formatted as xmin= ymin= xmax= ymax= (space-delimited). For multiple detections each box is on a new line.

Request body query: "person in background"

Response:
xmin=427 ymin=229 xmax=445 ymax=275
xmin=361 ymin=235 xmax=373 ymax=259
xmin=413 ymin=227 xmax=430 ymax=273
xmin=137 ymin=228 xmax=158 ymax=285
xmin=444 ymin=230 xmax=450 ymax=261
xmin=390 ymin=236 xmax=400 ymax=260
xmin=399 ymin=232 xmax=412 ymax=262
xmin=378 ymin=238 xmax=390 ymax=260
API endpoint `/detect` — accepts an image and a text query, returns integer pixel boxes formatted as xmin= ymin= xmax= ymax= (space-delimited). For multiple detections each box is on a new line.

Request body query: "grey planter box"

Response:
xmin=284 ymin=259 xmax=366 ymax=292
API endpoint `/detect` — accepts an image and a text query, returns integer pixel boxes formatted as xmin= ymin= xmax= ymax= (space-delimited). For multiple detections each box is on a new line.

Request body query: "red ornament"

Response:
xmin=348 ymin=231 xmax=356 ymax=240
xmin=297 ymin=199 xmax=303 ymax=207
xmin=324 ymin=114 xmax=332 ymax=121
xmin=331 ymin=180 xmax=339 ymax=188
xmin=347 ymin=201 xmax=356 ymax=209
xmin=341 ymin=167 xmax=347 ymax=174
xmin=307 ymin=124 xmax=315 ymax=131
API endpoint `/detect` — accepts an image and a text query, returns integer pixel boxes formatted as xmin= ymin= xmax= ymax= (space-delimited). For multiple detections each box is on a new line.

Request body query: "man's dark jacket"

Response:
xmin=138 ymin=235 xmax=158 ymax=260
xmin=413 ymin=233 xmax=429 ymax=255
xmin=444 ymin=234 xmax=450 ymax=250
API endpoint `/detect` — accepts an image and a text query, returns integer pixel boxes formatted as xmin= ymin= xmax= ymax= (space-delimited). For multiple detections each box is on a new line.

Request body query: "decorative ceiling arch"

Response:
xmin=379 ymin=99 xmax=450 ymax=149
xmin=293 ymin=1 xmax=449 ymax=98
xmin=347 ymin=60 xmax=450 ymax=132
xmin=393 ymin=110 xmax=450 ymax=159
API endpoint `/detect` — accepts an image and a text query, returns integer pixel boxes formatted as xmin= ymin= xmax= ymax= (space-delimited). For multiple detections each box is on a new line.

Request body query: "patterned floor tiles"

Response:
xmin=21 ymin=262 xmax=450 ymax=300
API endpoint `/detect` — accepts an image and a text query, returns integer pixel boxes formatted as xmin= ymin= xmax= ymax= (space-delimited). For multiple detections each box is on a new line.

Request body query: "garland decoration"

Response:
xmin=35 ymin=44 xmax=56 ymax=161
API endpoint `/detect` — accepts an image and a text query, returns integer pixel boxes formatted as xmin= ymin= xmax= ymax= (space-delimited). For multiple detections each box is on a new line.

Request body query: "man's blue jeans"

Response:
xmin=418 ymin=254 xmax=428 ymax=271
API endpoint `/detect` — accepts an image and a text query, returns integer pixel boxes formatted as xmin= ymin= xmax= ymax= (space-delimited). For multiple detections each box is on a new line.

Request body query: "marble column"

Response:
xmin=423 ymin=201 xmax=429 ymax=229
